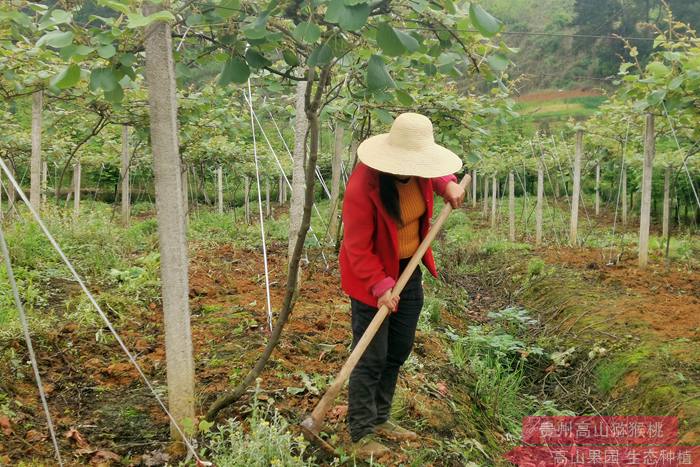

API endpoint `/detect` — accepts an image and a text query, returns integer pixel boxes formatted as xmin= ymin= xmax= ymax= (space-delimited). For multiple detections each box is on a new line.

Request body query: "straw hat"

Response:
xmin=357 ymin=112 xmax=462 ymax=178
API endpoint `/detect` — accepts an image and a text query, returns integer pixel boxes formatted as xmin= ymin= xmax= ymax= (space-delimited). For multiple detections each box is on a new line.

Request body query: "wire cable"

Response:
xmin=0 ymin=158 xmax=208 ymax=465
xmin=245 ymin=80 xmax=274 ymax=332
xmin=241 ymin=92 xmax=330 ymax=269
xmin=662 ymin=102 xmax=700 ymax=211
xmin=0 ymin=224 xmax=63 ymax=466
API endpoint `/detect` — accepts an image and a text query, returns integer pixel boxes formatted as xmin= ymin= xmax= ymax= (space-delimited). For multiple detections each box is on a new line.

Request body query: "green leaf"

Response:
xmin=90 ymin=68 xmax=119 ymax=92
xmin=37 ymin=30 xmax=74 ymax=48
xmin=395 ymin=88 xmax=414 ymax=106
xmin=219 ymin=57 xmax=250 ymax=85
xmin=126 ymin=10 xmax=175 ymax=29
xmin=215 ymin=0 xmax=240 ymax=18
xmin=395 ymin=29 xmax=419 ymax=52
xmin=119 ymin=53 xmax=136 ymax=66
xmin=242 ymin=24 xmax=268 ymax=40
xmin=469 ymin=3 xmax=502 ymax=37
xmin=75 ymin=45 xmax=95 ymax=56
xmin=344 ymin=0 xmax=368 ymax=4
xmin=373 ymin=108 xmax=394 ymax=124
xmin=97 ymin=44 xmax=116 ymax=59
xmin=293 ymin=21 xmax=321 ymax=44
xmin=486 ymin=53 xmax=508 ymax=72
xmin=97 ymin=0 xmax=131 ymax=15
xmin=283 ymin=49 xmax=300 ymax=66
xmin=245 ymin=49 xmax=271 ymax=69
xmin=308 ymin=43 xmax=333 ymax=66
xmin=376 ymin=23 xmax=405 ymax=56
xmin=50 ymin=9 xmax=72 ymax=25
xmin=466 ymin=153 xmax=481 ymax=165
xmin=326 ymin=0 xmax=370 ymax=31
xmin=59 ymin=45 xmax=77 ymax=60
xmin=366 ymin=55 xmax=395 ymax=91
xmin=646 ymin=61 xmax=669 ymax=78
xmin=646 ymin=89 xmax=666 ymax=106
xmin=104 ymin=84 xmax=124 ymax=102
xmin=50 ymin=64 xmax=81 ymax=89
xmin=185 ymin=14 xmax=205 ymax=26
xmin=668 ymin=75 xmax=684 ymax=90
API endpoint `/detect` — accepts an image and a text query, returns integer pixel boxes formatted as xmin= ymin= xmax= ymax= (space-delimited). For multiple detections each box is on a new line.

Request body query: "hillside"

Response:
xmin=483 ymin=0 xmax=700 ymax=93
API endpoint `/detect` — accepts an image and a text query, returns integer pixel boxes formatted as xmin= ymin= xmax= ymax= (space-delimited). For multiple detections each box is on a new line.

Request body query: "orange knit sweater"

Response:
xmin=396 ymin=177 xmax=426 ymax=259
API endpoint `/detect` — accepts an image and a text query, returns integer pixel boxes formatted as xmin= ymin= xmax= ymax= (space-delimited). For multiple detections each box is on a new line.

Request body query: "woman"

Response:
xmin=339 ymin=113 xmax=465 ymax=458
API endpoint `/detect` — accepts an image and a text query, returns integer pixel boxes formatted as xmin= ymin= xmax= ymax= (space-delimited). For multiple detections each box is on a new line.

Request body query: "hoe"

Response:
xmin=301 ymin=174 xmax=471 ymax=451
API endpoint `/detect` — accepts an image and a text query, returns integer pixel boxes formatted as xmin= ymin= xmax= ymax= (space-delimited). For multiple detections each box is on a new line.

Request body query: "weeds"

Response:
xmin=199 ymin=386 xmax=316 ymax=467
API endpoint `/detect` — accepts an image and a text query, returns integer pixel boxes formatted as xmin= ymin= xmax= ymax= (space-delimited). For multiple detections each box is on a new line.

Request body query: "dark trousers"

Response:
xmin=347 ymin=259 xmax=424 ymax=442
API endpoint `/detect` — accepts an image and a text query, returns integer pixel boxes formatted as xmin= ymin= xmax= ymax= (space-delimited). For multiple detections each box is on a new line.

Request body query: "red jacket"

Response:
xmin=339 ymin=163 xmax=457 ymax=307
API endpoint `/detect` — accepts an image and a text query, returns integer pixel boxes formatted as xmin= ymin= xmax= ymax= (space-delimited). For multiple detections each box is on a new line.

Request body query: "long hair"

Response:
xmin=378 ymin=172 xmax=402 ymax=226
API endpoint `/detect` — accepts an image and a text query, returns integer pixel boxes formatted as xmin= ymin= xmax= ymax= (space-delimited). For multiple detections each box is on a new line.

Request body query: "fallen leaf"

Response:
xmin=25 ymin=429 xmax=46 ymax=442
xmin=90 ymin=449 xmax=121 ymax=466
xmin=0 ymin=415 xmax=13 ymax=435
xmin=61 ymin=322 xmax=79 ymax=333
xmin=64 ymin=428 xmax=90 ymax=449
xmin=328 ymin=404 xmax=348 ymax=422
xmin=141 ymin=449 xmax=170 ymax=466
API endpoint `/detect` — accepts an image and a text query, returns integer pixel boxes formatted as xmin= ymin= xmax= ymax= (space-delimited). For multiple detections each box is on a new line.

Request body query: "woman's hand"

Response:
xmin=443 ymin=181 xmax=465 ymax=208
xmin=378 ymin=289 xmax=399 ymax=312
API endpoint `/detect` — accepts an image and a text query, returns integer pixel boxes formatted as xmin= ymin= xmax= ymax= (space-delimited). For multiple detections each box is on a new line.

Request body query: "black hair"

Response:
xmin=378 ymin=172 xmax=403 ymax=226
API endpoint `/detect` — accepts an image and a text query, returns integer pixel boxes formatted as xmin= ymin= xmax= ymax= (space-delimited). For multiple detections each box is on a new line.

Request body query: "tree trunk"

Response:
xmin=328 ymin=125 xmax=344 ymax=241
xmin=471 ymin=170 xmax=477 ymax=208
xmin=622 ymin=166 xmax=628 ymax=227
xmin=570 ymin=130 xmax=583 ymax=246
xmin=7 ymin=163 xmax=15 ymax=209
xmin=278 ymin=176 xmax=284 ymax=204
xmin=73 ymin=162 xmax=81 ymax=217
xmin=181 ymin=164 xmax=189 ymax=218
xmin=121 ymin=125 xmax=131 ymax=226
xmin=289 ymin=81 xmax=309 ymax=264
xmin=536 ymin=163 xmax=544 ymax=245
xmin=595 ymin=161 xmax=600 ymax=216
xmin=265 ymin=177 xmax=270 ymax=218
xmin=198 ymin=164 xmax=210 ymax=205
xmin=143 ymin=1 xmax=194 ymax=443
xmin=206 ymin=66 xmax=331 ymax=421
xmin=491 ymin=176 xmax=497 ymax=229
xmin=662 ymin=165 xmax=671 ymax=240
xmin=217 ymin=165 xmax=223 ymax=214
xmin=244 ymin=176 xmax=251 ymax=224
xmin=41 ymin=161 xmax=48 ymax=207
xmin=482 ymin=175 xmax=489 ymax=218
xmin=508 ymin=171 xmax=515 ymax=241
xmin=348 ymin=139 xmax=359 ymax=176
xmin=639 ymin=113 xmax=655 ymax=268
xmin=30 ymin=90 xmax=42 ymax=210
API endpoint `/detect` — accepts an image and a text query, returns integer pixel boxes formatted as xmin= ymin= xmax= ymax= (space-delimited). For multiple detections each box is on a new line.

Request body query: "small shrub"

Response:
xmin=527 ymin=258 xmax=545 ymax=278
xmin=419 ymin=296 xmax=444 ymax=331
xmin=202 ymin=397 xmax=316 ymax=466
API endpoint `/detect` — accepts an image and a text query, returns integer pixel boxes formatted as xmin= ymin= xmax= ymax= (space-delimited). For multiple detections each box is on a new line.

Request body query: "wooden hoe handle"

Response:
xmin=303 ymin=173 xmax=471 ymax=433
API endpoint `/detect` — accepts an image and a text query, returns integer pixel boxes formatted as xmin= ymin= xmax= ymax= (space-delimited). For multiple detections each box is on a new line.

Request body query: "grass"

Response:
xmin=515 ymin=95 xmax=607 ymax=121
xmin=2 ymin=194 xmax=698 ymax=463
xmin=199 ymin=389 xmax=317 ymax=467
xmin=476 ymin=193 xmax=699 ymax=268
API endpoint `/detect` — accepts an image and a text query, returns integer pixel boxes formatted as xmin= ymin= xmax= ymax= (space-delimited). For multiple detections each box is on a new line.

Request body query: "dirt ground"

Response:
xmin=1 ymin=225 xmax=698 ymax=464
xmin=536 ymin=246 xmax=700 ymax=341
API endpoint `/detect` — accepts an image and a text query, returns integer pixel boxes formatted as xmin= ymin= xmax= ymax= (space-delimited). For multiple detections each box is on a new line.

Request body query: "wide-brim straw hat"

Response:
xmin=357 ymin=112 xmax=462 ymax=178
